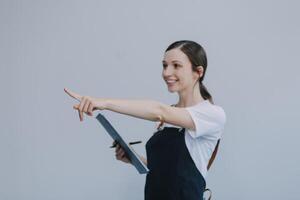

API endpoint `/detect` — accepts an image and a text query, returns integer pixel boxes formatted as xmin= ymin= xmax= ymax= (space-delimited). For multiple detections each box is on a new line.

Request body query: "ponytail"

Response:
xmin=199 ymin=82 xmax=214 ymax=104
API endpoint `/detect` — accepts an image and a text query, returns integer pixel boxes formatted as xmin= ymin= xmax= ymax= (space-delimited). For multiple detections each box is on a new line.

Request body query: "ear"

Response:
xmin=196 ymin=66 xmax=204 ymax=79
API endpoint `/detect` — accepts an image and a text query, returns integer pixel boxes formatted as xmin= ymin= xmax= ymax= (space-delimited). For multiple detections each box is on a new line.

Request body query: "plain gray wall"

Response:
xmin=1 ymin=0 xmax=299 ymax=199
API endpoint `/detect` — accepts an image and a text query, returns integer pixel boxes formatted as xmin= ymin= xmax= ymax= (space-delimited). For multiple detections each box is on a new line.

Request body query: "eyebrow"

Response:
xmin=162 ymin=60 xmax=183 ymax=64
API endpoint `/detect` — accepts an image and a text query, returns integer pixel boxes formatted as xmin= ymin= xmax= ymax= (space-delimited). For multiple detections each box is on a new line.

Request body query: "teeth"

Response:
xmin=166 ymin=80 xmax=177 ymax=83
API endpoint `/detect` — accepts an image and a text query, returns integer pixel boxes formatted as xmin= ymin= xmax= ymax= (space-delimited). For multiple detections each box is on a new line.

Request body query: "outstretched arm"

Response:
xmin=104 ymin=98 xmax=163 ymax=122
xmin=64 ymin=88 xmax=196 ymax=131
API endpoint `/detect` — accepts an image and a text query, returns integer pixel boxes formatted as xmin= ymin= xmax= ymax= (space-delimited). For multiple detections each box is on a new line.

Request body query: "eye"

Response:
xmin=162 ymin=64 xmax=167 ymax=69
xmin=174 ymin=63 xmax=181 ymax=68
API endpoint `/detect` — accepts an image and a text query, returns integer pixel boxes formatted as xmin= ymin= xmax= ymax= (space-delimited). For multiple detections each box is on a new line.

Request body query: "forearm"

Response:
xmin=102 ymin=98 xmax=163 ymax=122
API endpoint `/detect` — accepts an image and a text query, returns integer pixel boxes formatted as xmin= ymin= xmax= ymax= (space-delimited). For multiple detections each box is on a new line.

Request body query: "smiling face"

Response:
xmin=162 ymin=48 xmax=202 ymax=93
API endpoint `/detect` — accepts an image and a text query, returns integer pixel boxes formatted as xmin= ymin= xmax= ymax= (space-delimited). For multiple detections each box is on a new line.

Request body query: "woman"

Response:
xmin=64 ymin=40 xmax=226 ymax=200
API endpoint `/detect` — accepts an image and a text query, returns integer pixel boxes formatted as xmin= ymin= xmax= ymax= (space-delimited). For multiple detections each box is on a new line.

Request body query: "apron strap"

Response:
xmin=204 ymin=139 xmax=220 ymax=199
xmin=207 ymin=139 xmax=220 ymax=170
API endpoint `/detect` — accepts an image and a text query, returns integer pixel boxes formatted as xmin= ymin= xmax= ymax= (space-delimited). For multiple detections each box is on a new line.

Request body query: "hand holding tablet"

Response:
xmin=96 ymin=113 xmax=149 ymax=174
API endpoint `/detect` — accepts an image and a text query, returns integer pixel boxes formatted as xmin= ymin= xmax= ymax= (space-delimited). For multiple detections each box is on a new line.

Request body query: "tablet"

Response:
xmin=95 ymin=113 xmax=149 ymax=174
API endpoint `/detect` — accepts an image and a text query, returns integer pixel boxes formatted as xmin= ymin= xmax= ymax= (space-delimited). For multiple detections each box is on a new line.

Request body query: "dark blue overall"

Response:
xmin=145 ymin=126 xmax=206 ymax=200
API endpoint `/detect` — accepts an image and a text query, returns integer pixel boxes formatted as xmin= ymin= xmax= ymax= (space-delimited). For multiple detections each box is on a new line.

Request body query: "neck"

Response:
xmin=176 ymin=82 xmax=205 ymax=107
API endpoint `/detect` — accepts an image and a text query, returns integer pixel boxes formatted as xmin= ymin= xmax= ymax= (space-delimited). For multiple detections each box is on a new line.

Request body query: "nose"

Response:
xmin=162 ymin=66 xmax=174 ymax=77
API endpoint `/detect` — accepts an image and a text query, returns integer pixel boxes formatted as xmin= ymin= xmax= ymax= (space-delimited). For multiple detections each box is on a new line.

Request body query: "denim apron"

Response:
xmin=144 ymin=127 xmax=206 ymax=200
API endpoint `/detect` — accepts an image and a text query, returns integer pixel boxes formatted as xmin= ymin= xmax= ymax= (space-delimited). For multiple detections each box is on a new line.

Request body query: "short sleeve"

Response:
xmin=185 ymin=105 xmax=226 ymax=139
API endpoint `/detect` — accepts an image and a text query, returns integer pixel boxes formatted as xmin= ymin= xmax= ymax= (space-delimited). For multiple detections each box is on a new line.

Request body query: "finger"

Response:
xmin=83 ymin=100 xmax=90 ymax=114
xmin=117 ymin=155 xmax=123 ymax=160
xmin=78 ymin=109 xmax=83 ymax=121
xmin=114 ymin=146 xmax=119 ymax=153
xmin=78 ymin=97 xmax=86 ymax=112
xmin=64 ymin=88 xmax=82 ymax=102
xmin=120 ymin=151 xmax=125 ymax=157
xmin=73 ymin=104 xmax=83 ymax=121
xmin=116 ymin=144 xmax=120 ymax=152
xmin=116 ymin=148 xmax=121 ymax=154
xmin=73 ymin=104 xmax=79 ymax=110
xmin=87 ymin=102 xmax=94 ymax=116
xmin=116 ymin=146 xmax=123 ymax=155
xmin=78 ymin=98 xmax=87 ymax=121
xmin=117 ymin=147 xmax=122 ymax=154
xmin=118 ymin=152 xmax=126 ymax=159
xmin=116 ymin=151 xmax=121 ymax=158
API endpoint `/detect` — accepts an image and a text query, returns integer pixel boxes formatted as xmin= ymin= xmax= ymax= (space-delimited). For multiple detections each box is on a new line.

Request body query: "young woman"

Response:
xmin=64 ymin=40 xmax=226 ymax=200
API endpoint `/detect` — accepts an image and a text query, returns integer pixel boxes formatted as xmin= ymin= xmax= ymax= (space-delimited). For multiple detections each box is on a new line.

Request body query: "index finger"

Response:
xmin=64 ymin=88 xmax=82 ymax=101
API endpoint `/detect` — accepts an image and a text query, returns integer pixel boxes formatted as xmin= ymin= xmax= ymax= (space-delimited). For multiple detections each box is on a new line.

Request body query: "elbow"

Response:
xmin=153 ymin=102 xmax=165 ymax=122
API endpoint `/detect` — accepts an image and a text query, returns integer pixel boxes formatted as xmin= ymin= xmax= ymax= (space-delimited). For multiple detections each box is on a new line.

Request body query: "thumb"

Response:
xmin=73 ymin=105 xmax=79 ymax=110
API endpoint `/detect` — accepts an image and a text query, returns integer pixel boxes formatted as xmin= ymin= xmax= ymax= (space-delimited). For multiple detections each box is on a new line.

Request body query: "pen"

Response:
xmin=110 ymin=140 xmax=142 ymax=148
xmin=129 ymin=141 xmax=142 ymax=145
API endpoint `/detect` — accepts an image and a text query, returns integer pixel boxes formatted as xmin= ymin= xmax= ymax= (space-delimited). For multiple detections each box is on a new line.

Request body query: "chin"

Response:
xmin=167 ymin=87 xmax=178 ymax=93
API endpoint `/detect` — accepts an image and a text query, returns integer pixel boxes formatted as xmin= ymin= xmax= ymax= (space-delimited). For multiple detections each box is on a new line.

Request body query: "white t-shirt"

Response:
xmin=153 ymin=100 xmax=226 ymax=179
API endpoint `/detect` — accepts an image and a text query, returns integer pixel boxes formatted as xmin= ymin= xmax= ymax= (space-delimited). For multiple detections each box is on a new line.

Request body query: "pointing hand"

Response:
xmin=64 ymin=88 xmax=106 ymax=121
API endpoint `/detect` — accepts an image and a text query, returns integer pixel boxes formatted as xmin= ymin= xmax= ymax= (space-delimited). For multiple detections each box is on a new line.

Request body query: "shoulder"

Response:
xmin=186 ymin=100 xmax=226 ymax=125
xmin=158 ymin=101 xmax=226 ymax=137
xmin=184 ymin=101 xmax=226 ymax=139
xmin=210 ymin=104 xmax=226 ymax=126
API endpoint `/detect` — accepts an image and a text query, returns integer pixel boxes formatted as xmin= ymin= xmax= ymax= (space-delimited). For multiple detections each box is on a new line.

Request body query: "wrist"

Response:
xmin=95 ymin=98 xmax=109 ymax=110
